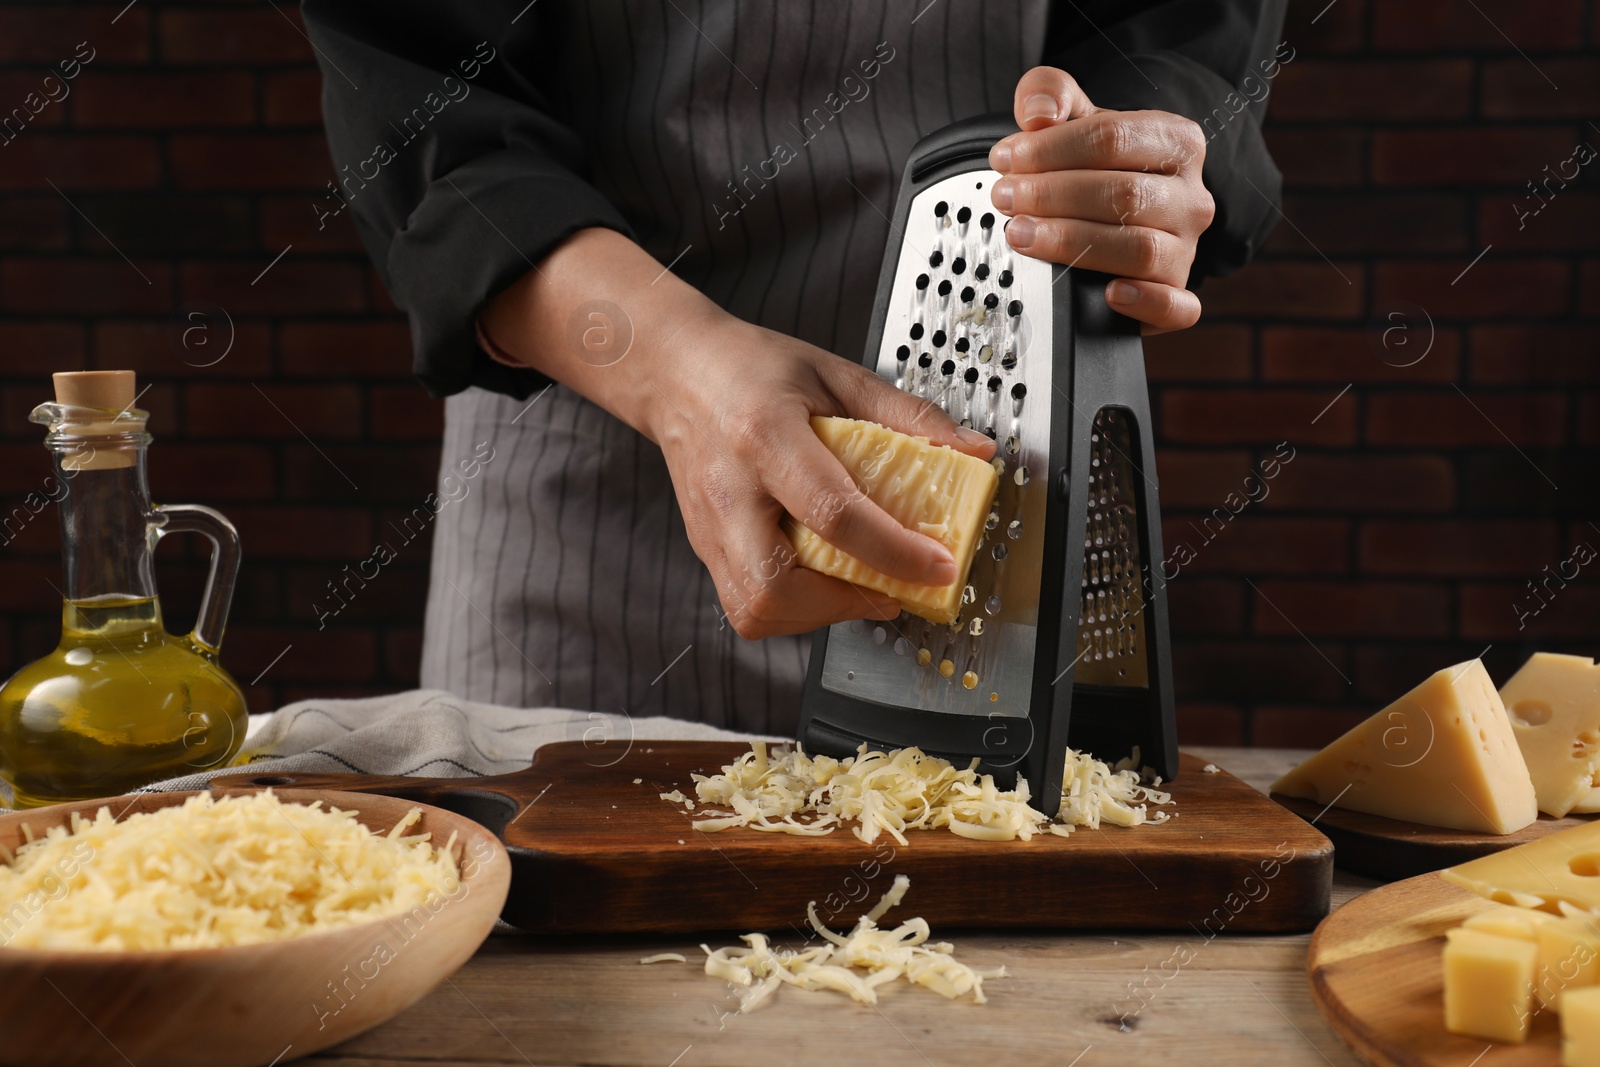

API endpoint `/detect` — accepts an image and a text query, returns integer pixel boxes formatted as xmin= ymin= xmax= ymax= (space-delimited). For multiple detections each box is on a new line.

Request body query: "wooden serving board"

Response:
xmin=1273 ymin=792 xmax=1597 ymax=882
xmin=1309 ymin=871 xmax=1559 ymax=1067
xmin=211 ymin=743 xmax=1333 ymax=935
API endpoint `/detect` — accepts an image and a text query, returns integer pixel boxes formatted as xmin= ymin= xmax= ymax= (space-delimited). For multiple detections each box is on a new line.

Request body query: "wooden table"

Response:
xmin=301 ymin=747 xmax=1373 ymax=1067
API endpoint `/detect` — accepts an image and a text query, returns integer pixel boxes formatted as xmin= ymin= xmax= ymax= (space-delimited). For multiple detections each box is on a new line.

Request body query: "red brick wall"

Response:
xmin=0 ymin=2 xmax=1595 ymax=748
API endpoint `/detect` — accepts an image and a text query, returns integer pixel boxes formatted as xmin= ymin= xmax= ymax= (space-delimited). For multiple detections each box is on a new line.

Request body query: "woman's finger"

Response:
xmin=991 ymin=169 xmax=1204 ymax=235
xmin=1002 ymin=214 xmax=1193 ymax=288
xmin=1009 ymin=65 xmax=1097 ymax=132
xmin=818 ymin=357 xmax=997 ymax=460
xmin=1105 ymin=278 xmax=1202 ymax=334
xmin=991 ymin=109 xmax=1206 ymax=178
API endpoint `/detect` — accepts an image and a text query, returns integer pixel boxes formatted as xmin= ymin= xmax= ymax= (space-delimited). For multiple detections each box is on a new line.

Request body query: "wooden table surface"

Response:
xmin=300 ymin=746 xmax=1376 ymax=1067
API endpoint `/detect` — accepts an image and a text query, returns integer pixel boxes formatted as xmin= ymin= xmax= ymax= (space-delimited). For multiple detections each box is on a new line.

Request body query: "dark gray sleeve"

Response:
xmin=1044 ymin=0 xmax=1290 ymax=283
xmin=300 ymin=0 xmax=634 ymax=399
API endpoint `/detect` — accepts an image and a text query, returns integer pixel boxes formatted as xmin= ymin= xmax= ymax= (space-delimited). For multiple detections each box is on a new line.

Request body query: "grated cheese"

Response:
xmin=0 ymin=791 xmax=461 ymax=951
xmin=702 ymin=875 xmax=1003 ymax=1009
xmin=684 ymin=741 xmax=1171 ymax=843
xmin=639 ymin=952 xmax=687 ymax=964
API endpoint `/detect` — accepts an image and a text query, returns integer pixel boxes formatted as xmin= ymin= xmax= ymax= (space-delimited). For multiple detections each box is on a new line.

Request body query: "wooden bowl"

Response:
xmin=0 ymin=789 xmax=512 ymax=1067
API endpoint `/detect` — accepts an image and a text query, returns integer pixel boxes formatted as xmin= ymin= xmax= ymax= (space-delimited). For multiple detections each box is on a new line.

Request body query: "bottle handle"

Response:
xmin=151 ymin=504 xmax=241 ymax=654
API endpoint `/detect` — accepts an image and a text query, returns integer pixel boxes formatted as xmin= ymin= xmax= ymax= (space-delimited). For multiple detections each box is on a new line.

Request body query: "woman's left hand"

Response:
xmin=990 ymin=66 xmax=1217 ymax=335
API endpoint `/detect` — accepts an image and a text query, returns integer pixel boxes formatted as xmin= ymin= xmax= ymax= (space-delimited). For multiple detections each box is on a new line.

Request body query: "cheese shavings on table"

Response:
xmin=702 ymin=874 xmax=1003 ymax=1009
xmin=684 ymin=741 xmax=1172 ymax=844
xmin=0 ymin=791 xmax=460 ymax=951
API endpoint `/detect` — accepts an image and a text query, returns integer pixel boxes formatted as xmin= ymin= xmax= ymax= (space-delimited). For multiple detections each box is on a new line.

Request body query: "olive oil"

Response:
xmin=0 ymin=596 xmax=247 ymax=807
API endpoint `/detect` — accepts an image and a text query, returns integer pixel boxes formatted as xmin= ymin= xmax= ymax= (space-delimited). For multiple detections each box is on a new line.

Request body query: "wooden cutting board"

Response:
xmin=1309 ymin=871 xmax=1559 ymax=1066
xmin=210 ymin=743 xmax=1333 ymax=935
xmin=1273 ymin=792 xmax=1596 ymax=881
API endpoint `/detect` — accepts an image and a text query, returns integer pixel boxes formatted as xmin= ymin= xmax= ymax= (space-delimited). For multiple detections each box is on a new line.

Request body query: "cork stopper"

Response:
xmin=53 ymin=370 xmax=136 ymax=411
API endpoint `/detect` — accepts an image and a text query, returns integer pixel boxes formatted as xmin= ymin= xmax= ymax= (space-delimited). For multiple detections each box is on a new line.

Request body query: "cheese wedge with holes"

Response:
xmin=1502 ymin=653 xmax=1600 ymax=818
xmin=1271 ymin=660 xmax=1537 ymax=835
xmin=1443 ymin=928 xmax=1538 ymax=1042
xmin=1441 ymin=820 xmax=1600 ymax=914
xmin=786 ymin=417 xmax=999 ymax=625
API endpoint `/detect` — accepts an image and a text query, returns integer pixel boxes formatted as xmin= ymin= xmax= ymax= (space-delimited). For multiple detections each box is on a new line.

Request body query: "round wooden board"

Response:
xmin=1272 ymin=792 xmax=1596 ymax=881
xmin=1308 ymin=872 xmax=1559 ymax=1067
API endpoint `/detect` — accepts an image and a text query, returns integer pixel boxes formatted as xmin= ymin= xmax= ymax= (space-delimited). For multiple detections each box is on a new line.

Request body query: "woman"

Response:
xmin=301 ymin=0 xmax=1286 ymax=731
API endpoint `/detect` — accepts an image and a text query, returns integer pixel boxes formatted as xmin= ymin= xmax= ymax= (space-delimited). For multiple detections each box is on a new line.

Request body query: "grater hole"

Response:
xmin=999 ymin=269 xmax=1014 ymax=287
xmin=979 ymin=345 xmax=994 ymax=364
xmin=980 ymin=212 xmax=995 ymax=230
xmin=940 ymin=359 xmax=956 ymax=376
xmin=960 ymin=286 xmax=975 ymax=303
xmin=985 ymin=594 xmax=1002 ymax=614
xmin=1005 ymin=435 xmax=1020 ymax=455
xmin=987 ymin=376 xmax=1002 ymax=392
xmin=983 ymin=426 xmax=996 ymax=437
xmin=1014 ymin=466 xmax=1029 ymax=486
xmin=964 ymin=367 xmax=979 ymax=384
xmin=896 ymin=344 xmax=910 ymax=361
xmin=934 ymin=200 xmax=948 ymax=219
xmin=1007 ymin=299 xmax=1023 ymax=317
xmin=952 ymin=256 xmax=967 ymax=275
xmin=992 ymin=544 xmax=1008 ymax=561
xmin=893 ymin=637 xmax=909 ymax=656
xmin=1001 ymin=351 xmax=1017 ymax=370
xmin=918 ymin=353 xmax=933 ymax=368
xmin=916 ymin=273 xmax=930 ymax=290
xmin=957 ymin=206 xmax=972 ymax=224
xmin=975 ymin=263 xmax=990 ymax=280
xmin=1011 ymin=382 xmax=1027 ymax=400
xmin=910 ymin=322 xmax=924 ymax=340
xmin=937 ymin=279 xmax=952 ymax=297
xmin=984 ymin=293 xmax=999 ymax=310
xmin=932 ymin=329 xmax=947 ymax=348
xmin=929 ymin=250 xmax=943 ymax=268
xmin=954 ymin=337 xmax=969 ymax=353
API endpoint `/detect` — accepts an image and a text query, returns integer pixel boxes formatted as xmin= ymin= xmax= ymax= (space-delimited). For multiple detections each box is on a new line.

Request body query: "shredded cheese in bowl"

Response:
xmin=0 ymin=791 xmax=461 ymax=951
xmin=686 ymin=741 xmax=1172 ymax=843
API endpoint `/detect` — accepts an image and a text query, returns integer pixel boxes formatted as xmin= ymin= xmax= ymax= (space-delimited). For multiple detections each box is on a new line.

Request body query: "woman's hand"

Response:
xmin=990 ymin=66 xmax=1216 ymax=334
xmin=647 ymin=309 xmax=995 ymax=639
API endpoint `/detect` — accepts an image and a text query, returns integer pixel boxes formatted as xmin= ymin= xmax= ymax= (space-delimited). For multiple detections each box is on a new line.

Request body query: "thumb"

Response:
xmin=821 ymin=358 xmax=997 ymax=461
xmin=1010 ymin=65 xmax=1097 ymax=132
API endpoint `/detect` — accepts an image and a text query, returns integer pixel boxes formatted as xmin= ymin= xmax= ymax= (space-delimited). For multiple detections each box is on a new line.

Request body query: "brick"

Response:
xmin=0 ymin=74 xmax=66 ymax=130
xmin=1366 ymin=390 xmax=1568 ymax=447
xmin=1265 ymin=194 xmax=1468 ymax=258
xmin=1173 ymin=640 xmax=1351 ymax=702
xmin=259 ymin=196 xmax=366 ymax=254
xmin=1199 ymin=262 xmax=1365 ymax=320
xmin=0 ymin=195 xmax=69 ymax=251
xmin=1584 ymin=395 xmax=1600 ymax=446
xmin=73 ymin=72 xmax=255 ymax=128
xmin=1252 ymin=580 xmax=1452 ymax=638
xmin=279 ymin=322 xmax=414 ymax=377
xmin=1461 ymin=581 xmax=1600 ymax=642
xmin=1263 ymin=453 xmax=1455 ymax=513
xmin=1 ymin=258 xmax=170 ymax=315
xmin=185 ymin=384 xmax=363 ymax=441
xmin=1272 ymin=60 xmax=1472 ymax=121
xmin=384 ymin=627 xmax=425 ymax=683
xmin=1471 ymin=326 xmax=1600 ymax=384
xmin=226 ymin=626 xmax=377 ymax=683
xmin=158 ymin=10 xmax=312 ymax=64
xmin=181 ymin=260 xmax=367 ymax=315
xmin=1153 ymin=450 xmax=1254 ymax=509
xmin=264 ymin=70 xmax=323 ymax=126
xmin=1281 ymin=0 xmax=1364 ymax=53
xmin=1177 ymin=703 xmax=1245 ymax=746
xmin=0 ymin=321 xmax=85 ymax=376
xmin=1353 ymin=643 xmax=1486 ymax=704
xmin=370 ymin=386 xmax=444 ymax=440
xmin=0 ymin=135 xmax=160 ymax=190
xmin=91 ymin=318 xmax=273 ymax=378
xmin=0 ymin=10 xmax=149 ymax=63
xmin=147 ymin=444 xmax=276 ymax=502
xmin=1373 ymin=128 xmax=1581 ymax=186
xmin=1374 ymin=0 xmax=1583 ymax=49
xmin=285 ymin=564 xmax=430 ymax=624
xmin=1481 ymin=191 xmax=1600 ymax=252
xmin=1161 ymin=389 xmax=1357 ymax=445
xmin=1166 ymin=577 xmax=1246 ymax=636
xmin=1162 ymin=517 xmax=1351 ymax=575
xmin=1142 ymin=324 xmax=1252 ymax=382
xmin=1462 ymin=452 xmax=1600 ymax=513
xmin=1261 ymin=326 xmax=1461 ymax=383
xmin=170 ymin=134 xmax=331 ymax=191
xmin=1581 ymin=260 xmax=1600 ymax=318
xmin=1252 ymin=707 xmax=1367 ymax=749
xmin=1372 ymin=259 xmax=1570 ymax=320
xmin=224 ymin=506 xmax=373 ymax=561
xmin=282 ymin=445 xmax=438 ymax=501
xmin=73 ymin=195 xmax=254 ymax=255
xmin=0 ymin=559 xmax=64 ymax=610
xmin=1360 ymin=520 xmax=1561 ymax=576
xmin=1483 ymin=59 xmax=1600 ymax=118
xmin=1261 ymin=127 xmax=1365 ymax=188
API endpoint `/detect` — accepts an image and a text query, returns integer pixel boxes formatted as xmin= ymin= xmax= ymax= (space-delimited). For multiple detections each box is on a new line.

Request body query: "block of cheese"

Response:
xmin=1464 ymin=903 xmax=1556 ymax=941
xmin=1271 ymin=660 xmax=1538 ymax=835
xmin=1565 ymin=987 xmax=1600 ymax=1066
xmin=786 ymin=416 xmax=999 ymax=625
xmin=1536 ymin=916 xmax=1600 ymax=1010
xmin=1576 ymin=790 xmax=1600 ymax=815
xmin=1502 ymin=653 xmax=1600 ymax=818
xmin=1442 ymin=820 xmax=1600 ymax=914
xmin=1442 ymin=927 xmax=1538 ymax=1042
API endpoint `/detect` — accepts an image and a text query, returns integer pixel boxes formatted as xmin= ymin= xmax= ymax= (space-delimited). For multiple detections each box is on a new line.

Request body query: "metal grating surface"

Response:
xmin=1070 ymin=409 xmax=1148 ymax=688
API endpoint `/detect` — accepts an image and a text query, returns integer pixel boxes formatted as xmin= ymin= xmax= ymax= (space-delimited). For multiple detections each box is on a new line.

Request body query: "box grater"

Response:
xmin=797 ymin=114 xmax=1178 ymax=817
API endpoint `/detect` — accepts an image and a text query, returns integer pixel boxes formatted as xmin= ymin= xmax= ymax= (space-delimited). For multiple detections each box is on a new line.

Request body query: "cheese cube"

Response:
xmin=1272 ymin=660 xmax=1537 ymax=834
xmin=1564 ymin=986 xmax=1600 ymax=1067
xmin=787 ymin=417 xmax=998 ymax=625
xmin=1503 ymin=653 xmax=1600 ymax=817
xmin=1464 ymin=903 xmax=1555 ymax=941
xmin=1443 ymin=928 xmax=1538 ymax=1042
xmin=1538 ymin=916 xmax=1600 ymax=1010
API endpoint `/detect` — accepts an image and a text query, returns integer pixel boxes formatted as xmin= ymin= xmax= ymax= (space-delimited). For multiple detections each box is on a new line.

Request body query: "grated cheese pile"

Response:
xmin=686 ymin=741 xmax=1171 ymax=843
xmin=0 ymin=791 xmax=461 ymax=951
xmin=702 ymin=875 xmax=1002 ymax=1009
